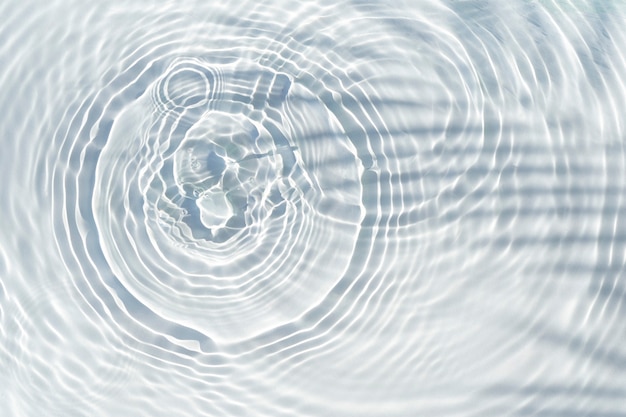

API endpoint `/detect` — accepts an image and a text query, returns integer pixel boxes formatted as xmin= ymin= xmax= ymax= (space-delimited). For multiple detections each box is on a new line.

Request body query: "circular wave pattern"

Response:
xmin=49 ymin=3 xmax=388 ymax=360
xmin=11 ymin=0 xmax=622 ymax=415
xmin=158 ymin=59 xmax=215 ymax=110
xmin=91 ymin=56 xmax=365 ymax=343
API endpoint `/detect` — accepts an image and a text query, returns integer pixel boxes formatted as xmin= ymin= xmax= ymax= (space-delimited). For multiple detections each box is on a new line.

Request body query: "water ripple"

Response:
xmin=1 ymin=0 xmax=626 ymax=416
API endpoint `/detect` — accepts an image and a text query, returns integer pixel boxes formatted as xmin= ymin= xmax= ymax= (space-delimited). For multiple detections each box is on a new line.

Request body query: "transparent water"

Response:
xmin=1 ymin=1 xmax=625 ymax=416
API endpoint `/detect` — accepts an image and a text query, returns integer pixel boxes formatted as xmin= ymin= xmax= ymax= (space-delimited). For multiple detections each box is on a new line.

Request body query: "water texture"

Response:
xmin=1 ymin=0 xmax=625 ymax=416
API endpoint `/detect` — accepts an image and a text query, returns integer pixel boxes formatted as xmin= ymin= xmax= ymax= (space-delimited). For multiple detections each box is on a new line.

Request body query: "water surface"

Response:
xmin=1 ymin=0 xmax=625 ymax=416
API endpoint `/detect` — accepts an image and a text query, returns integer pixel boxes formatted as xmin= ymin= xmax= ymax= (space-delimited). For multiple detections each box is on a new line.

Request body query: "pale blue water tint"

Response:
xmin=1 ymin=0 xmax=625 ymax=415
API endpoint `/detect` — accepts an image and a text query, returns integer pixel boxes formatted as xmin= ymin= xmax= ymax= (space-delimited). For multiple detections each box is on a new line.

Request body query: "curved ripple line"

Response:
xmin=21 ymin=1 xmax=626 ymax=415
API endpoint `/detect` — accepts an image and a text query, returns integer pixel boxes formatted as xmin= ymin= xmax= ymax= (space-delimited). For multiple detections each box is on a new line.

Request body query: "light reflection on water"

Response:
xmin=0 ymin=0 xmax=625 ymax=416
